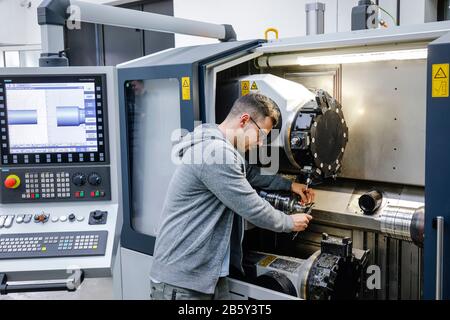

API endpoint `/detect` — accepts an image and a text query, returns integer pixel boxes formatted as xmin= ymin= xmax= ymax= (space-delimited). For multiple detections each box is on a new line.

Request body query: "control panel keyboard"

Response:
xmin=0 ymin=167 xmax=111 ymax=203
xmin=0 ymin=231 xmax=108 ymax=259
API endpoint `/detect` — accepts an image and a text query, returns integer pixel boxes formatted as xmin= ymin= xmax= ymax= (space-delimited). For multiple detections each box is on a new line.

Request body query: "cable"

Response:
xmin=378 ymin=6 xmax=397 ymax=26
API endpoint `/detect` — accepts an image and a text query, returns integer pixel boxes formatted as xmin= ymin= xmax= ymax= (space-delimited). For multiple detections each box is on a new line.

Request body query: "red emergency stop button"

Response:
xmin=4 ymin=175 xmax=20 ymax=189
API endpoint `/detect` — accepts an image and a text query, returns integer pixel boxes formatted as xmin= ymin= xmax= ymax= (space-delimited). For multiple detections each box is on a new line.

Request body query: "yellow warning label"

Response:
xmin=250 ymin=81 xmax=258 ymax=91
xmin=258 ymin=255 xmax=277 ymax=267
xmin=182 ymin=77 xmax=191 ymax=100
xmin=432 ymin=64 xmax=449 ymax=98
xmin=241 ymin=80 xmax=250 ymax=96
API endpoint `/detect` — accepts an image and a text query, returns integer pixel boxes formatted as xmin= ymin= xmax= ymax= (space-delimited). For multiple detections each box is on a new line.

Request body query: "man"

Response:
xmin=150 ymin=93 xmax=315 ymax=300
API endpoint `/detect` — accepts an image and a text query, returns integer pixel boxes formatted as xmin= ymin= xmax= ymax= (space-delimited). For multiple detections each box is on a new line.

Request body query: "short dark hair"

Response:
xmin=227 ymin=93 xmax=281 ymax=127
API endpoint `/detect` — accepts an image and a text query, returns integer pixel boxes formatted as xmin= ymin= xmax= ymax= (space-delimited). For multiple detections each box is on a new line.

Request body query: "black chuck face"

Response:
xmin=288 ymin=90 xmax=348 ymax=181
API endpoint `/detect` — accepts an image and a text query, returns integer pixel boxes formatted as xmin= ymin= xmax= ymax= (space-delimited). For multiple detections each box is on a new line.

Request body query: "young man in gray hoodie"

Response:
xmin=149 ymin=93 xmax=315 ymax=300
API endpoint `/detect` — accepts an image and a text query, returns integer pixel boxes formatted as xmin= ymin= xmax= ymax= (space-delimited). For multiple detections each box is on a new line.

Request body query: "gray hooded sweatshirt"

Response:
xmin=149 ymin=124 xmax=294 ymax=294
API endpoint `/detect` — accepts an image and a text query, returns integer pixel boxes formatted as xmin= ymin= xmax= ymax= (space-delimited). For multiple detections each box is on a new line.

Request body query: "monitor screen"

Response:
xmin=0 ymin=75 xmax=107 ymax=165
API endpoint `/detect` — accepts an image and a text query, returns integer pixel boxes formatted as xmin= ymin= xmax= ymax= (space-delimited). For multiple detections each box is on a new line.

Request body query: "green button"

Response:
xmin=95 ymin=190 xmax=100 ymax=197
xmin=35 ymin=194 xmax=40 ymax=199
xmin=80 ymin=191 xmax=84 ymax=197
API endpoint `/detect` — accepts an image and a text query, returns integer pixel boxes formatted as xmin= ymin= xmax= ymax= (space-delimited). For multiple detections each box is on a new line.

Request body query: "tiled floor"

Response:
xmin=0 ymin=277 xmax=114 ymax=300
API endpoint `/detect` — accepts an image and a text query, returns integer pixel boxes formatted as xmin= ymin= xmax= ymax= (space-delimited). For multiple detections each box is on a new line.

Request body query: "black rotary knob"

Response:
xmin=88 ymin=173 xmax=102 ymax=186
xmin=93 ymin=210 xmax=104 ymax=220
xmin=68 ymin=213 xmax=76 ymax=222
xmin=72 ymin=173 xmax=87 ymax=186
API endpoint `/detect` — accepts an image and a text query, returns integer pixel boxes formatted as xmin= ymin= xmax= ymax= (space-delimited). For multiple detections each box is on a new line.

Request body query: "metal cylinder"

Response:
xmin=378 ymin=205 xmax=425 ymax=247
xmin=358 ymin=190 xmax=383 ymax=214
xmin=7 ymin=110 xmax=38 ymax=125
xmin=305 ymin=2 xmax=325 ymax=35
xmin=56 ymin=107 xmax=86 ymax=127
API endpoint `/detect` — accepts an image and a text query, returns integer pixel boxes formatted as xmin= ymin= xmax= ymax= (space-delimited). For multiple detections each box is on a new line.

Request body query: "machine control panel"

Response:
xmin=0 ymin=167 xmax=111 ymax=203
xmin=0 ymin=68 xmax=119 ymax=281
xmin=0 ymin=231 xmax=107 ymax=259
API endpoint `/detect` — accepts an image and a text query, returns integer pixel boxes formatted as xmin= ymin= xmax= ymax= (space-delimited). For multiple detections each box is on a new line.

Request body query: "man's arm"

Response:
xmin=200 ymin=156 xmax=294 ymax=233
xmin=245 ymin=162 xmax=292 ymax=191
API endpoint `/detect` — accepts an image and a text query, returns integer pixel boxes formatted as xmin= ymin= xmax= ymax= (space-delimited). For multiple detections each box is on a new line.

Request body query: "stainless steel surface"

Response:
xmin=379 ymin=206 xmax=416 ymax=242
xmin=305 ymin=2 xmax=325 ymax=36
xmin=340 ymin=59 xmax=427 ymax=186
xmin=71 ymin=0 xmax=228 ymax=40
xmin=266 ymin=55 xmax=427 ymax=186
xmin=256 ymin=21 xmax=450 ymax=53
xmin=311 ymin=179 xmax=424 ymax=233
xmin=436 ymin=216 xmax=444 ymax=300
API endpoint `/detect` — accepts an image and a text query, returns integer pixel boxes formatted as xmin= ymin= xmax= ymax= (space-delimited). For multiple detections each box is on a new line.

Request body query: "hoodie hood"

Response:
xmin=174 ymin=123 xmax=230 ymax=159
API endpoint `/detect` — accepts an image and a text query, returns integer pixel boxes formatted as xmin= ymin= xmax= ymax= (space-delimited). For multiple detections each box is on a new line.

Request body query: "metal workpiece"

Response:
xmin=258 ymin=191 xmax=306 ymax=214
xmin=377 ymin=206 xmax=425 ymax=247
xmin=359 ymin=190 xmax=383 ymax=214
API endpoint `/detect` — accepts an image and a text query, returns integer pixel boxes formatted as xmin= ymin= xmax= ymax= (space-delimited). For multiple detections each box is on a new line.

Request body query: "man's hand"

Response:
xmin=291 ymin=213 xmax=313 ymax=232
xmin=291 ymin=182 xmax=315 ymax=204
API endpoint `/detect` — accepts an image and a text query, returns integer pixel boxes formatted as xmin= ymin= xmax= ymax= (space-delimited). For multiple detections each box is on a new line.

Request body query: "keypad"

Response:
xmin=0 ymin=231 xmax=107 ymax=259
xmin=22 ymin=172 xmax=71 ymax=199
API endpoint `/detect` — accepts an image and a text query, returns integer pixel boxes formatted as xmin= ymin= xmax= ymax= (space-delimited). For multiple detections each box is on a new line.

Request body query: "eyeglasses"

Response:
xmin=249 ymin=117 xmax=268 ymax=142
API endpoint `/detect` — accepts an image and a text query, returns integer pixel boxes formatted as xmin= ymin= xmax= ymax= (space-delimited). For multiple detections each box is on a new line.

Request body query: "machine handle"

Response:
xmin=436 ymin=216 xmax=444 ymax=300
xmin=264 ymin=28 xmax=279 ymax=40
xmin=0 ymin=271 xmax=84 ymax=295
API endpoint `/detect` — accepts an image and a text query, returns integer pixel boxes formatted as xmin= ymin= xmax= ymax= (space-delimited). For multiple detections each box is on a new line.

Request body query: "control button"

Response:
xmin=68 ymin=213 xmax=76 ymax=222
xmin=88 ymin=173 xmax=102 ymax=186
xmin=4 ymin=174 xmax=20 ymax=189
xmin=23 ymin=214 xmax=32 ymax=223
xmin=16 ymin=215 xmax=24 ymax=224
xmin=92 ymin=210 xmax=104 ymax=221
xmin=75 ymin=191 xmax=85 ymax=198
xmin=72 ymin=173 xmax=87 ymax=187
xmin=60 ymin=215 xmax=68 ymax=222
xmin=3 ymin=215 xmax=14 ymax=228
xmin=51 ymin=216 xmax=59 ymax=223
xmin=76 ymin=216 xmax=84 ymax=222
xmin=0 ymin=215 xmax=6 ymax=227
xmin=34 ymin=213 xmax=49 ymax=224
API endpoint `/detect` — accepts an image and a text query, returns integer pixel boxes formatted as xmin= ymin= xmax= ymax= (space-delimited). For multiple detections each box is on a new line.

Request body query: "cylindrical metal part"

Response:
xmin=71 ymin=0 xmax=229 ymax=40
xmin=306 ymin=2 xmax=325 ymax=35
xmin=7 ymin=110 xmax=38 ymax=125
xmin=258 ymin=191 xmax=303 ymax=213
xmin=56 ymin=107 xmax=86 ymax=126
xmin=378 ymin=205 xmax=425 ymax=247
xmin=358 ymin=190 xmax=383 ymax=214
xmin=436 ymin=216 xmax=444 ymax=300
